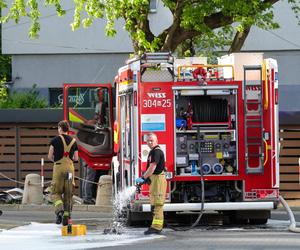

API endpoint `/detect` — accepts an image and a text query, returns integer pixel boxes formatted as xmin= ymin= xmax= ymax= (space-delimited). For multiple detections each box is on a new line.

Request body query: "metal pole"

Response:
xmin=41 ymin=158 xmax=44 ymax=188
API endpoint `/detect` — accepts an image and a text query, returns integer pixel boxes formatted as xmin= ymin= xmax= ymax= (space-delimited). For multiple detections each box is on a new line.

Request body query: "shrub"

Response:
xmin=0 ymin=80 xmax=8 ymax=101
xmin=0 ymin=84 xmax=47 ymax=108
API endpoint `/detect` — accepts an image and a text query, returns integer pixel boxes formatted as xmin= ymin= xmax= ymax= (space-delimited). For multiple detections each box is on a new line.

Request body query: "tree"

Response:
xmin=0 ymin=7 xmax=11 ymax=102
xmin=0 ymin=7 xmax=11 ymax=82
xmin=1 ymin=0 xmax=300 ymax=54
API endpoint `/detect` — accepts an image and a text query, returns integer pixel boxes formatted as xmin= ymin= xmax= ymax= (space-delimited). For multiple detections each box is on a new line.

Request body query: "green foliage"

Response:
xmin=0 ymin=55 xmax=11 ymax=80
xmin=0 ymin=84 xmax=47 ymax=108
xmin=0 ymin=80 xmax=8 ymax=100
xmin=0 ymin=7 xmax=12 ymax=81
xmin=1 ymin=0 xmax=300 ymax=53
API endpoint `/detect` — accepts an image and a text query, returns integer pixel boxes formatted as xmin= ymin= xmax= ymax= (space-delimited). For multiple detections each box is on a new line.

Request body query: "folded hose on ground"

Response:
xmin=279 ymin=195 xmax=300 ymax=233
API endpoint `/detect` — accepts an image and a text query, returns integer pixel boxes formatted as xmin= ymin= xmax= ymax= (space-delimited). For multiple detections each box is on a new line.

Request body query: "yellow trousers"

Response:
xmin=149 ymin=174 xmax=167 ymax=230
xmin=50 ymin=160 xmax=74 ymax=214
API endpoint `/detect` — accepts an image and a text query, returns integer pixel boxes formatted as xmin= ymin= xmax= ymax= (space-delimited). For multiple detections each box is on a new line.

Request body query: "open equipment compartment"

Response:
xmin=174 ymin=86 xmax=238 ymax=177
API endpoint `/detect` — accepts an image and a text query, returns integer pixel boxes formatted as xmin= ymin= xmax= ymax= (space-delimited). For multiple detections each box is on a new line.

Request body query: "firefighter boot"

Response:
xmin=56 ymin=210 xmax=64 ymax=224
xmin=62 ymin=211 xmax=70 ymax=226
xmin=62 ymin=215 xmax=69 ymax=226
xmin=144 ymin=227 xmax=161 ymax=235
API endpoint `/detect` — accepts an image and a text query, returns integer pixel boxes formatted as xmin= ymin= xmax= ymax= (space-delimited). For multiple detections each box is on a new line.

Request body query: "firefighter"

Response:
xmin=48 ymin=120 xmax=78 ymax=225
xmin=136 ymin=133 xmax=167 ymax=235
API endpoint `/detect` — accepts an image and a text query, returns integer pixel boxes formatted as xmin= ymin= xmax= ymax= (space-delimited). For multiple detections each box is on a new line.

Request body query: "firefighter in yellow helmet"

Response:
xmin=136 ymin=133 xmax=167 ymax=235
xmin=48 ymin=120 xmax=78 ymax=226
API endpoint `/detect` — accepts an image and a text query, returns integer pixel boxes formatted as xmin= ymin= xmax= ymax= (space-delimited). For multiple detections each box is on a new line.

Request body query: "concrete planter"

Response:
xmin=0 ymin=109 xmax=63 ymax=123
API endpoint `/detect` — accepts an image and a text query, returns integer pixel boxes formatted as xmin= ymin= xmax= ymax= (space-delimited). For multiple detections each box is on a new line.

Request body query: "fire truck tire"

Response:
xmin=249 ymin=218 xmax=268 ymax=225
xmin=229 ymin=210 xmax=270 ymax=225
xmin=126 ymin=210 xmax=152 ymax=226
xmin=126 ymin=211 xmax=137 ymax=226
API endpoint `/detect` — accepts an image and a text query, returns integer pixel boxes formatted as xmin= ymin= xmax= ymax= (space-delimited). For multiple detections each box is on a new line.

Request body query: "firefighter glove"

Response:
xmin=135 ymin=177 xmax=145 ymax=185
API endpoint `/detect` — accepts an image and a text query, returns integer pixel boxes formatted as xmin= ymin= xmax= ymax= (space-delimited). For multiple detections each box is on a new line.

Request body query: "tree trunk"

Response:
xmin=229 ymin=26 xmax=251 ymax=53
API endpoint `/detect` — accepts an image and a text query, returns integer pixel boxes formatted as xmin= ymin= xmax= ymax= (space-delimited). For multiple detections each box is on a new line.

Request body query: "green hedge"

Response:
xmin=0 ymin=84 xmax=47 ymax=108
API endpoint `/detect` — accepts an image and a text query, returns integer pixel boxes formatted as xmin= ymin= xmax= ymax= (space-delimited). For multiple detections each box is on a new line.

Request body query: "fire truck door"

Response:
xmin=119 ymin=93 xmax=135 ymax=189
xmin=63 ymin=84 xmax=114 ymax=168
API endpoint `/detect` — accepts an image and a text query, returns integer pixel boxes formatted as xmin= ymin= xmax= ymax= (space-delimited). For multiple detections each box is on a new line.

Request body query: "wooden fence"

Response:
xmin=0 ymin=123 xmax=80 ymax=195
xmin=279 ymin=126 xmax=300 ymax=202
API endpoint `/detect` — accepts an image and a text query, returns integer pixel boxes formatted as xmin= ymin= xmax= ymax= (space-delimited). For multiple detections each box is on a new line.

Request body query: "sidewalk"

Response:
xmin=1 ymin=202 xmax=300 ymax=231
xmin=0 ymin=204 xmax=114 ymax=231
xmin=0 ymin=203 xmax=113 ymax=213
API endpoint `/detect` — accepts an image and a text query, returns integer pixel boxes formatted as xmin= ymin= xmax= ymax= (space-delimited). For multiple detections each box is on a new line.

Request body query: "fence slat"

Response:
xmin=280 ymin=182 xmax=300 ymax=190
xmin=280 ymin=131 xmax=300 ymax=139
xmin=280 ymin=165 xmax=299 ymax=173
xmin=0 ymin=147 xmax=16 ymax=154
xmin=280 ymin=174 xmax=300 ymax=182
xmin=20 ymin=147 xmax=49 ymax=154
xmin=280 ymin=148 xmax=300 ymax=156
xmin=20 ymin=138 xmax=52 ymax=144
xmin=20 ymin=130 xmax=57 ymax=136
xmin=0 ymin=155 xmax=16 ymax=162
xmin=280 ymin=191 xmax=300 ymax=199
xmin=20 ymin=155 xmax=49 ymax=161
xmin=0 ymin=172 xmax=17 ymax=178
xmin=280 ymin=157 xmax=299 ymax=165
xmin=20 ymin=162 xmax=52 ymax=170
xmin=0 ymin=138 xmax=16 ymax=144
xmin=0 ymin=130 xmax=16 ymax=136
xmin=280 ymin=140 xmax=300 ymax=147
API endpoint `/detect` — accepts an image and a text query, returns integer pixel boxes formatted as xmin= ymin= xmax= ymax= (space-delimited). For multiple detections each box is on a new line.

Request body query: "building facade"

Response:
xmin=2 ymin=1 xmax=300 ymax=110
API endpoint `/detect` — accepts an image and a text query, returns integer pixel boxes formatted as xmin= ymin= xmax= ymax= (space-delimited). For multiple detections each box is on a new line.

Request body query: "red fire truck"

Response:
xmin=64 ymin=52 xmax=279 ymax=224
xmin=114 ymin=52 xmax=279 ymax=224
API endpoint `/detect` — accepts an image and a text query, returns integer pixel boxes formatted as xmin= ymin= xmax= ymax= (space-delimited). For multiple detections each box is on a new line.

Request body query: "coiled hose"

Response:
xmin=279 ymin=195 xmax=300 ymax=233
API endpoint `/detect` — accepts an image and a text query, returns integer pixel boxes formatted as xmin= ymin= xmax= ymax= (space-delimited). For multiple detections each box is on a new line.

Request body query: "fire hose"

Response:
xmin=164 ymin=128 xmax=205 ymax=231
xmin=279 ymin=195 xmax=300 ymax=233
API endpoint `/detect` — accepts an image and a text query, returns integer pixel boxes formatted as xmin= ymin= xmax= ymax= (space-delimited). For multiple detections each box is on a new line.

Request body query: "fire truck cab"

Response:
xmin=114 ymin=52 xmax=279 ymax=224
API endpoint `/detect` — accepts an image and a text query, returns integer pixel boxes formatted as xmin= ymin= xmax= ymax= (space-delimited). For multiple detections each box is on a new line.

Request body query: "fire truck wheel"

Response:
xmin=249 ymin=218 xmax=268 ymax=225
xmin=126 ymin=210 xmax=152 ymax=226
xmin=126 ymin=211 xmax=135 ymax=226
xmin=126 ymin=211 xmax=140 ymax=226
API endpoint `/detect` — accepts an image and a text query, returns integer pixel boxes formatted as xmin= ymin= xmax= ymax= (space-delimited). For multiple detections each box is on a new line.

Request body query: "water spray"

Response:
xmin=103 ymin=186 xmax=137 ymax=235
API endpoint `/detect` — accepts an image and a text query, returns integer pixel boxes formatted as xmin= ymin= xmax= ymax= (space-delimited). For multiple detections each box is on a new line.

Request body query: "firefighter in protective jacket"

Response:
xmin=48 ymin=120 xmax=78 ymax=226
xmin=136 ymin=133 xmax=167 ymax=235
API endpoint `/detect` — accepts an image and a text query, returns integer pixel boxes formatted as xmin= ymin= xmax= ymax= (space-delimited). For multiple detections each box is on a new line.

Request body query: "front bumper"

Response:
xmin=142 ymin=201 xmax=276 ymax=212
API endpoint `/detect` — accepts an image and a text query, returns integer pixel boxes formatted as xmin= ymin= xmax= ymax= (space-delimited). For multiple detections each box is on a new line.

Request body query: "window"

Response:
xmin=67 ymin=87 xmax=111 ymax=128
xmin=49 ymin=88 xmax=63 ymax=107
xmin=149 ymin=0 xmax=158 ymax=13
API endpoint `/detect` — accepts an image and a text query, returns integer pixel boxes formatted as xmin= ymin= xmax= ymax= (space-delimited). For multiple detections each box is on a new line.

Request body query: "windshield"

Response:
xmin=67 ymin=86 xmax=111 ymax=128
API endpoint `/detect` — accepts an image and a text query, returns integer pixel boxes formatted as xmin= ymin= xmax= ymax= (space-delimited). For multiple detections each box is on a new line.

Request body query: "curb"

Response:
xmin=0 ymin=204 xmax=113 ymax=213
